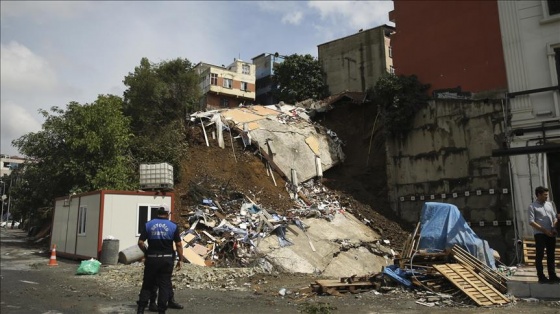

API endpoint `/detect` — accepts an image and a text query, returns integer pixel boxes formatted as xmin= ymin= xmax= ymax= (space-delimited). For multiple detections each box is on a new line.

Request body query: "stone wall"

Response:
xmin=385 ymin=99 xmax=515 ymax=263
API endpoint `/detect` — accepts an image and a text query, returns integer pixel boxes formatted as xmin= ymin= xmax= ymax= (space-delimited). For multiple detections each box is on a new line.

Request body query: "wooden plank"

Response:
xmin=183 ymin=247 xmax=207 ymax=266
xmin=183 ymin=233 xmax=196 ymax=243
xmin=450 ymin=245 xmax=508 ymax=292
xmin=202 ymin=230 xmax=218 ymax=242
xmin=433 ymin=264 xmax=510 ymax=306
xmin=192 ymin=243 xmax=209 ymax=256
xmin=315 ymin=279 xmax=375 ymax=288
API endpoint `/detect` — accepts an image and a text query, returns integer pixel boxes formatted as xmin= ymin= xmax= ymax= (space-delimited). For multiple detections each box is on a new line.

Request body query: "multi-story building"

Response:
xmin=387 ymin=0 xmax=560 ymax=263
xmin=0 ymin=154 xmax=25 ymax=178
xmin=317 ymin=25 xmax=394 ymax=95
xmin=194 ymin=59 xmax=256 ymax=110
xmin=252 ymin=53 xmax=284 ymax=106
xmin=496 ymin=0 xmax=560 ymax=238
xmin=389 ymin=0 xmax=508 ymax=96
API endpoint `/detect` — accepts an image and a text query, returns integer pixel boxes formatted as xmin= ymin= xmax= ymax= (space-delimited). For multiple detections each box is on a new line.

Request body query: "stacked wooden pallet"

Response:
xmin=433 ymin=264 xmax=510 ymax=306
xmin=450 ymin=245 xmax=508 ymax=293
xmin=523 ymin=237 xmax=560 ymax=266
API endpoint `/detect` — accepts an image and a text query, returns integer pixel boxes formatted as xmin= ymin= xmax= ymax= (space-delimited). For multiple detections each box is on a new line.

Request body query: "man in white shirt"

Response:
xmin=528 ymin=186 xmax=559 ymax=284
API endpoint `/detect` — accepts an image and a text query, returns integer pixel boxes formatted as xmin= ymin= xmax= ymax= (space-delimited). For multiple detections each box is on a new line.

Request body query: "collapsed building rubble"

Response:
xmin=189 ymin=104 xmax=345 ymax=185
xmin=293 ymin=202 xmax=516 ymax=308
xmin=170 ymin=104 xmax=398 ymax=278
xmin=178 ymin=180 xmax=394 ymax=278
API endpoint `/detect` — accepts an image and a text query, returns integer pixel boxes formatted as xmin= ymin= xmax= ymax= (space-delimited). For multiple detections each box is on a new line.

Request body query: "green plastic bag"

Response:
xmin=76 ymin=258 xmax=101 ymax=275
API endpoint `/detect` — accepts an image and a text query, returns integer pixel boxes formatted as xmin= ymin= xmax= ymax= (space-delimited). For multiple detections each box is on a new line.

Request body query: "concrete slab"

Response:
xmin=257 ymin=212 xmax=385 ymax=278
xmin=322 ymin=247 xmax=390 ymax=278
xmin=209 ymin=105 xmax=345 ymax=183
xmin=507 ymin=266 xmax=560 ymax=300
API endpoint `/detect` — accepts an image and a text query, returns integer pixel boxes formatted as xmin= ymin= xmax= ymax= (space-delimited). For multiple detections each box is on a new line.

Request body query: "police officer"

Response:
xmin=136 ymin=204 xmax=183 ymax=314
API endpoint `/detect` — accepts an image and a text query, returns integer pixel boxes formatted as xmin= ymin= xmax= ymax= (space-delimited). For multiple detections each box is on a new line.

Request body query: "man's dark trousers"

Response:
xmin=534 ymin=233 xmax=556 ymax=280
xmin=138 ymin=257 xmax=174 ymax=311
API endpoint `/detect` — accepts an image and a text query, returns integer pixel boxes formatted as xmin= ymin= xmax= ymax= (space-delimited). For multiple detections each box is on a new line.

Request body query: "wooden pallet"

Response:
xmin=315 ymin=279 xmax=375 ymax=295
xmin=433 ymin=264 xmax=510 ymax=306
xmin=450 ymin=245 xmax=508 ymax=293
xmin=400 ymin=222 xmax=421 ymax=260
xmin=522 ymin=238 xmax=560 ymax=266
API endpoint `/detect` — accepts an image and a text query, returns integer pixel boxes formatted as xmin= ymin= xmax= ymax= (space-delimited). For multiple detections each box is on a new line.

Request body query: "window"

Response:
xmin=210 ymin=73 xmax=218 ymax=85
xmin=78 ymin=206 xmax=87 ymax=235
xmin=554 ymin=47 xmax=560 ymax=84
xmin=388 ymin=46 xmax=393 ymax=58
xmin=242 ymin=64 xmax=250 ymax=75
xmin=221 ymin=98 xmax=229 ymax=108
xmin=136 ymin=205 xmax=159 ymax=236
xmin=548 ymin=0 xmax=560 ymax=15
xmin=240 ymin=82 xmax=248 ymax=91
xmin=223 ymin=78 xmax=232 ymax=89
xmin=389 ymin=65 xmax=395 ymax=75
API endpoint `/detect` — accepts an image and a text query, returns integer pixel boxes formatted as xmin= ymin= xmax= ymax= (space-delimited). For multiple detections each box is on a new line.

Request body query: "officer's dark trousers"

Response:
xmin=137 ymin=257 xmax=174 ymax=311
xmin=150 ymin=284 xmax=175 ymax=303
xmin=534 ymin=233 xmax=557 ymax=279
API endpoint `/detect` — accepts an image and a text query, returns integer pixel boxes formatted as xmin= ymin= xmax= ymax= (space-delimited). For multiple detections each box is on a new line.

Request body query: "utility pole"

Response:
xmin=0 ymin=181 xmax=5 ymax=223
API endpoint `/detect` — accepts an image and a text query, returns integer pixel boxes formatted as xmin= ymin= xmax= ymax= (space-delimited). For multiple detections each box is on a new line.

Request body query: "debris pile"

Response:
xmin=178 ymin=177 xmax=392 ymax=271
xmin=295 ymin=220 xmax=514 ymax=308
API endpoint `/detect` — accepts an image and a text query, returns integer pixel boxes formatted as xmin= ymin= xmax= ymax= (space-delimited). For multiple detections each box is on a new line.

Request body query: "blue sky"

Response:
xmin=1 ymin=1 xmax=393 ymax=156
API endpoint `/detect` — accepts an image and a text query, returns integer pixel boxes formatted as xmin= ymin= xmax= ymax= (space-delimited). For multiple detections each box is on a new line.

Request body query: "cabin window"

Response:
xmin=136 ymin=205 xmax=160 ymax=236
xmin=78 ymin=206 xmax=87 ymax=236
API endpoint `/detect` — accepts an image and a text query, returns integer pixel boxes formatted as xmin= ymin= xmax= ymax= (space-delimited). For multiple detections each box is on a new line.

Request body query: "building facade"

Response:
xmin=252 ymin=53 xmax=284 ymax=106
xmin=496 ymin=0 xmax=560 ymax=239
xmin=194 ymin=59 xmax=256 ymax=110
xmin=0 ymin=155 xmax=25 ymax=178
xmin=318 ymin=25 xmax=394 ymax=95
xmin=387 ymin=0 xmax=560 ymax=262
xmin=389 ymin=0 xmax=508 ymax=96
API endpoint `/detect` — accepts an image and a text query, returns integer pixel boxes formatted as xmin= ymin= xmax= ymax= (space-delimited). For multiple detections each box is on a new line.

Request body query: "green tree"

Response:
xmin=371 ymin=74 xmax=430 ymax=137
xmin=272 ymin=54 xmax=329 ymax=104
xmin=123 ymin=57 xmax=200 ymax=135
xmin=11 ymin=95 xmax=135 ymax=214
xmin=122 ymin=57 xmax=199 ymax=178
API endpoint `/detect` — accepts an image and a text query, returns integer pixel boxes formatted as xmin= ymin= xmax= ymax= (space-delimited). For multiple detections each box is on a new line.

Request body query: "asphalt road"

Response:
xmin=0 ymin=227 xmax=136 ymax=313
xmin=2 ymin=228 xmax=560 ymax=314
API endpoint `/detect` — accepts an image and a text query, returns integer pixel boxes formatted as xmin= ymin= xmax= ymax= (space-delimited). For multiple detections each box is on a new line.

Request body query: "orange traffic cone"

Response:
xmin=48 ymin=244 xmax=58 ymax=266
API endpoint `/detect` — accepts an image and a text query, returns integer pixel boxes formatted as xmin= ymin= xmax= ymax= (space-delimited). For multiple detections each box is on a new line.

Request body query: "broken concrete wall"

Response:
xmin=385 ymin=99 xmax=514 ymax=263
xmin=248 ymin=118 xmax=344 ymax=184
xmin=217 ymin=106 xmax=345 ymax=183
xmin=257 ymin=212 xmax=391 ymax=278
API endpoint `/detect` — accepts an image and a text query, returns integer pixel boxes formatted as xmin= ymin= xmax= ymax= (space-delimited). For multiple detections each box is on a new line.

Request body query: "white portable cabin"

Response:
xmin=51 ymin=190 xmax=174 ymax=260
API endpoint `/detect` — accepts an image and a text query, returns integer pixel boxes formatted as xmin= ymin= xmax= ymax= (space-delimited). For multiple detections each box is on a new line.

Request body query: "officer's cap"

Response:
xmin=158 ymin=204 xmax=171 ymax=214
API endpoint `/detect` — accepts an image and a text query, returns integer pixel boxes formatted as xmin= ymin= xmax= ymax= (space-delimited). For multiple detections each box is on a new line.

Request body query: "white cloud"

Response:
xmin=0 ymin=101 xmax=42 ymax=156
xmin=308 ymin=1 xmax=393 ymax=29
xmin=1 ymin=41 xmax=58 ymax=93
xmin=0 ymin=1 xmax=92 ymax=21
xmin=281 ymin=11 xmax=304 ymax=25
xmin=257 ymin=1 xmax=307 ymax=25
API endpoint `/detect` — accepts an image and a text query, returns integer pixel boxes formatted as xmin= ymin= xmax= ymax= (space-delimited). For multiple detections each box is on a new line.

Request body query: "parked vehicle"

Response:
xmin=1 ymin=220 xmax=20 ymax=228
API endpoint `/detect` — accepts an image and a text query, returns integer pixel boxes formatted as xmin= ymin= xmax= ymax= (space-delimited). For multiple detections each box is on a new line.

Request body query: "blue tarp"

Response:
xmin=417 ymin=202 xmax=496 ymax=269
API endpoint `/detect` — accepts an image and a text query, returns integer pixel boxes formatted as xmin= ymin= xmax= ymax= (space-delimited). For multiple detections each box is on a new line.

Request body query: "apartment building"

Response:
xmin=496 ymin=0 xmax=560 ymax=238
xmin=251 ymin=53 xmax=284 ymax=106
xmin=194 ymin=59 xmax=256 ymax=110
xmin=0 ymin=155 xmax=25 ymax=178
xmin=386 ymin=0 xmax=560 ymax=262
xmin=317 ymin=25 xmax=394 ymax=95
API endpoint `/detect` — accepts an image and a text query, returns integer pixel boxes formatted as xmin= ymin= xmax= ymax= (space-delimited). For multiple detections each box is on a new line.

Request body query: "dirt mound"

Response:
xmin=173 ymin=109 xmax=411 ymax=249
